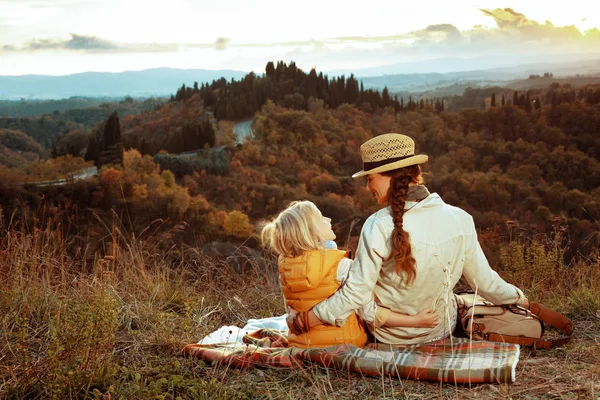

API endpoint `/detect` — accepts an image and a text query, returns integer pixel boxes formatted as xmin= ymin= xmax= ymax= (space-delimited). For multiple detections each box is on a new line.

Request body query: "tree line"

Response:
xmin=171 ymin=61 xmax=444 ymax=121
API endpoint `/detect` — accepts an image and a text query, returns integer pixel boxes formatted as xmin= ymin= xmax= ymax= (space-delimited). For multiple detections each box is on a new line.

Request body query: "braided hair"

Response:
xmin=382 ymin=165 xmax=424 ymax=285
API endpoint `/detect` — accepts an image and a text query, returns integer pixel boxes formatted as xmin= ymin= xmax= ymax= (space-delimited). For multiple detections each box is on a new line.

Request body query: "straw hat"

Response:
xmin=352 ymin=133 xmax=428 ymax=178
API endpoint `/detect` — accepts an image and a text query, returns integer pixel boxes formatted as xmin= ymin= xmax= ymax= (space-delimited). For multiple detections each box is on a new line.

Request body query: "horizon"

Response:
xmin=1 ymin=1 xmax=599 ymax=77
xmin=4 ymin=54 xmax=600 ymax=79
xmin=4 ymin=56 xmax=600 ymax=101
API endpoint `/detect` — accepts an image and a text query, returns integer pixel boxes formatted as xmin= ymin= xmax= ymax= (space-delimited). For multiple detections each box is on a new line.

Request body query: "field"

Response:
xmin=1 ymin=212 xmax=599 ymax=400
xmin=506 ymin=76 xmax=600 ymax=91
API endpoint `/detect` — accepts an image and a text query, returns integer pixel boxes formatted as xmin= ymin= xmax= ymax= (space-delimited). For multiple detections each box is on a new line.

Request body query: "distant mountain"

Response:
xmin=3 ymin=57 xmax=600 ymax=101
xmin=0 ymin=68 xmax=249 ymax=100
xmin=328 ymin=56 xmax=520 ymax=77
xmin=328 ymin=55 xmax=600 ymax=78
xmin=359 ymin=70 xmax=515 ymax=92
xmin=347 ymin=57 xmax=600 ymax=94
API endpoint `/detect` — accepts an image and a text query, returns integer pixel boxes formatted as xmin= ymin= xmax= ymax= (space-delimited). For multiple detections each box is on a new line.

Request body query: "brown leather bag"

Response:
xmin=456 ymin=293 xmax=574 ymax=349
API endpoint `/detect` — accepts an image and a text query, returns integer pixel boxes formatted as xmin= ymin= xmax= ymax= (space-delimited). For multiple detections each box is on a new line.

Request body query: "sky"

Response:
xmin=0 ymin=0 xmax=599 ymax=76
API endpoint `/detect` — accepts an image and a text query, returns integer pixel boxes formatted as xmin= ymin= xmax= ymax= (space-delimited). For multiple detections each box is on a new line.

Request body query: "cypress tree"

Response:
xmin=86 ymin=111 xmax=124 ymax=166
xmin=519 ymin=94 xmax=527 ymax=110
xmin=382 ymin=87 xmax=390 ymax=107
xmin=104 ymin=111 xmax=121 ymax=147
xmin=346 ymin=74 xmax=359 ymax=104
xmin=265 ymin=61 xmax=275 ymax=78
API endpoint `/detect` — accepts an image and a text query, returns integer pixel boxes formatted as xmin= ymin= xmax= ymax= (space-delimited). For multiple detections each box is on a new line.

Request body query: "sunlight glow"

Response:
xmin=0 ymin=0 xmax=598 ymax=75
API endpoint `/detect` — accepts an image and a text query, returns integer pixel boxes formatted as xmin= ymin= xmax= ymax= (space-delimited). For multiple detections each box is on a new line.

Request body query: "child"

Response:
xmin=261 ymin=200 xmax=439 ymax=348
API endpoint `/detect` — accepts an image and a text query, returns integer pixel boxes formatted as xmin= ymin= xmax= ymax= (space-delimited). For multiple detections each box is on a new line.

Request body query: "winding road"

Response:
xmin=233 ymin=119 xmax=254 ymax=143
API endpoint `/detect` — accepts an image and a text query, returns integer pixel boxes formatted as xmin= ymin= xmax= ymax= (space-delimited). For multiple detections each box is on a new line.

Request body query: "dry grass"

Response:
xmin=1 ymin=212 xmax=599 ymax=399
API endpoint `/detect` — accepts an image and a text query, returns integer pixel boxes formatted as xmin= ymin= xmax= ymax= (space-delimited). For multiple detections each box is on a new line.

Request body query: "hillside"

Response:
xmin=0 ymin=97 xmax=166 ymax=155
xmin=0 ymin=96 xmax=165 ymax=119
xmin=2 ymin=90 xmax=599 ymax=258
xmin=0 ymin=67 xmax=248 ymax=100
xmin=328 ymin=56 xmax=600 ymax=78
xmin=0 ymin=129 xmax=46 ymax=167
xmin=507 ymin=75 xmax=600 ymax=90
xmin=1 ymin=92 xmax=599 ymax=398
xmin=1 ymin=60 xmax=599 ymax=398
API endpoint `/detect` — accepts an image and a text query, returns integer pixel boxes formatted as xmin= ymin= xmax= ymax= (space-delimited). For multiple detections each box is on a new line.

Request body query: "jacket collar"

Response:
xmin=377 ymin=193 xmax=445 ymax=219
xmin=407 ymin=192 xmax=444 ymax=210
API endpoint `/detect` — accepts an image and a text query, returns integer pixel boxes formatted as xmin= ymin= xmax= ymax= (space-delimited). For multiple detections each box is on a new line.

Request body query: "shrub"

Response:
xmin=310 ymin=173 xmax=342 ymax=196
xmin=223 ymin=210 xmax=253 ymax=237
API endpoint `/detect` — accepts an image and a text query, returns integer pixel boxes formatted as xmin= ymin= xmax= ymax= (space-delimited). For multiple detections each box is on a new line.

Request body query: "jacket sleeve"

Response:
xmin=313 ymin=215 xmax=390 ymax=326
xmin=462 ymin=215 xmax=525 ymax=305
xmin=336 ymin=257 xmax=380 ymax=325
xmin=335 ymin=257 xmax=353 ymax=285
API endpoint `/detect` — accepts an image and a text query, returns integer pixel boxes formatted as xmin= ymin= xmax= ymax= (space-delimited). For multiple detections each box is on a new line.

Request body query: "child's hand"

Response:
xmin=286 ymin=306 xmax=299 ymax=334
xmin=517 ymin=296 xmax=530 ymax=309
xmin=415 ymin=308 xmax=439 ymax=328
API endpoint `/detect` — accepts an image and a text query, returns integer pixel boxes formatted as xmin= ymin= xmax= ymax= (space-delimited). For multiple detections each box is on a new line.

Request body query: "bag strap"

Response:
xmin=486 ymin=302 xmax=574 ymax=349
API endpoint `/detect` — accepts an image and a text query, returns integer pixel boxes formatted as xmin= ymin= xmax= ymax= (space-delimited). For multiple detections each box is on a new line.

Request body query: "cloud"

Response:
xmin=27 ymin=34 xmax=118 ymax=50
xmin=1 ymin=33 xmax=320 ymax=54
xmin=479 ymin=8 xmax=584 ymax=41
xmin=329 ymin=34 xmax=412 ymax=43
xmin=2 ymin=33 xmax=181 ymax=53
xmin=585 ymin=28 xmax=600 ymax=37
xmin=424 ymin=24 xmax=463 ymax=42
xmin=3 ymin=0 xmax=103 ymax=8
xmin=2 ymin=8 xmax=599 ymax=69
xmin=378 ymin=8 xmax=600 ymax=59
xmin=214 ymin=37 xmax=230 ymax=51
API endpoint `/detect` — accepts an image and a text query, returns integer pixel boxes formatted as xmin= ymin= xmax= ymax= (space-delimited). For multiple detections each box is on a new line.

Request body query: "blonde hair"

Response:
xmin=261 ymin=201 xmax=324 ymax=258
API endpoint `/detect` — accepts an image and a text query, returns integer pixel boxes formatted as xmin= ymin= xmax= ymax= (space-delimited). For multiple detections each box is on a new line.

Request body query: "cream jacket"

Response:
xmin=313 ymin=193 xmax=525 ymax=345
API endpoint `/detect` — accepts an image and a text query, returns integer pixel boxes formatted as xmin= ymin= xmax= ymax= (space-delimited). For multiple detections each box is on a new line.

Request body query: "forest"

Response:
xmin=1 ymin=61 xmax=599 ymax=262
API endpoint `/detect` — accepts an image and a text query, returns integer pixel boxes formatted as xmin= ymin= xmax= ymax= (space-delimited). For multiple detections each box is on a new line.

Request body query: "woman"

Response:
xmin=288 ymin=133 xmax=528 ymax=345
xmin=261 ymin=200 xmax=439 ymax=348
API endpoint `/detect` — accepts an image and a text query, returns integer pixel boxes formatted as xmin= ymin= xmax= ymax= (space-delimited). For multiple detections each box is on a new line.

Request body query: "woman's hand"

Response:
xmin=415 ymin=308 xmax=440 ymax=328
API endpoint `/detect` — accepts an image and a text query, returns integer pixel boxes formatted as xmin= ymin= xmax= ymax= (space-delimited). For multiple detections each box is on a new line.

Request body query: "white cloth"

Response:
xmin=313 ymin=193 xmax=525 ymax=345
xmin=198 ymin=315 xmax=288 ymax=345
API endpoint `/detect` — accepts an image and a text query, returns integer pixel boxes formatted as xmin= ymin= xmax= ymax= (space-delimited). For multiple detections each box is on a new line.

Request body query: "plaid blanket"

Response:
xmin=182 ymin=328 xmax=520 ymax=384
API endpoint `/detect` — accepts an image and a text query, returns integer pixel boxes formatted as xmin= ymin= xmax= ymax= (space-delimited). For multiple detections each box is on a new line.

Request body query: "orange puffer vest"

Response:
xmin=279 ymin=249 xmax=367 ymax=348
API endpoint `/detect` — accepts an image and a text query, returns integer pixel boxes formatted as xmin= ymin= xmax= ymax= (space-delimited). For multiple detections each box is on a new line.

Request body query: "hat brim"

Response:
xmin=352 ymin=155 xmax=428 ymax=178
